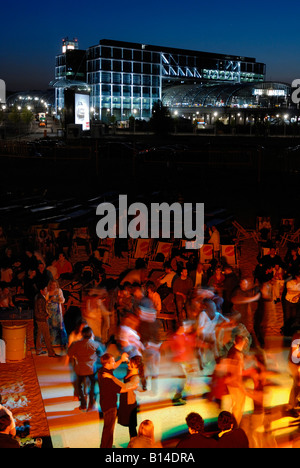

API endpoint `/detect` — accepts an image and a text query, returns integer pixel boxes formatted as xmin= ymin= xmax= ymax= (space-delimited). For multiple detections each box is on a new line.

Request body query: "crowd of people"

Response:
xmin=1 ymin=222 xmax=300 ymax=448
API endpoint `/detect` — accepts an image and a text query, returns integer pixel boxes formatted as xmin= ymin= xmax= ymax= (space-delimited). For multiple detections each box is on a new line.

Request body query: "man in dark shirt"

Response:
xmin=0 ymin=410 xmax=20 ymax=449
xmin=261 ymin=247 xmax=284 ymax=269
xmin=67 ymin=326 xmax=105 ymax=411
xmin=176 ymin=412 xmax=217 ymax=448
xmin=98 ymin=352 xmax=135 ymax=448
xmin=231 ymin=279 xmax=261 ymax=340
xmin=216 ymin=411 xmax=249 ymax=448
xmin=172 ymin=267 xmax=193 ymax=321
xmin=34 ymin=285 xmax=58 ymax=357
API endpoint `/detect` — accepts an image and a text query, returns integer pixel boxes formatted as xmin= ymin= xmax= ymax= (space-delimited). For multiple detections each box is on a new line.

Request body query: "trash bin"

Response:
xmin=2 ymin=324 xmax=27 ymax=361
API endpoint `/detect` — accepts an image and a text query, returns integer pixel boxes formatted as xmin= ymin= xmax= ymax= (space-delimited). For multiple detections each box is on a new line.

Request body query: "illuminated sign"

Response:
xmin=75 ymin=93 xmax=90 ymax=131
xmin=254 ymin=89 xmax=286 ymax=97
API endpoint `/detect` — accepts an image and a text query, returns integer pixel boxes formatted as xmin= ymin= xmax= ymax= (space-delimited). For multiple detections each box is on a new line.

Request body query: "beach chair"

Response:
xmin=220 ymin=244 xmax=239 ymax=268
xmin=279 ymin=219 xmax=296 ymax=246
xmin=280 ymin=228 xmax=300 ymax=247
xmin=232 ymin=220 xmax=259 ymax=244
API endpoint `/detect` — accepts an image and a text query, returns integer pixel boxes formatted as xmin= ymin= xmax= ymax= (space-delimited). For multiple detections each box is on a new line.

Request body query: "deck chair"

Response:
xmin=279 ymin=219 xmax=295 ymax=246
xmin=256 ymin=216 xmax=272 ymax=243
xmin=35 ymin=228 xmax=54 ymax=256
xmin=200 ymin=244 xmax=214 ymax=263
xmin=72 ymin=227 xmax=92 ymax=256
xmin=132 ymin=238 xmax=152 ymax=259
xmin=97 ymin=238 xmax=115 ymax=264
xmin=151 ymin=241 xmax=173 ymax=262
xmin=232 ymin=221 xmax=259 ymax=244
xmin=220 ymin=244 xmax=239 ymax=268
xmin=280 ymin=228 xmax=300 ymax=247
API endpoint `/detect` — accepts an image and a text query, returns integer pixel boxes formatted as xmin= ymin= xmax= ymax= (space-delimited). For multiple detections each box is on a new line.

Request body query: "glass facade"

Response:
xmin=87 ymin=40 xmax=265 ymax=122
xmin=162 ymin=82 xmax=291 ymax=109
xmin=54 ymin=38 xmax=266 ymax=121
xmin=86 ymin=42 xmax=162 ymax=121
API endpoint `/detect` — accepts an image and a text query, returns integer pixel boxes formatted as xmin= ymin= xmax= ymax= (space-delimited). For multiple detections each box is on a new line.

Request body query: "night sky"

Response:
xmin=1 ymin=0 xmax=300 ymax=92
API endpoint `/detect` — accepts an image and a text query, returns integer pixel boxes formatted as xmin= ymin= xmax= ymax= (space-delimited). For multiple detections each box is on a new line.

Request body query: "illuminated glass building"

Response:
xmin=86 ymin=39 xmax=266 ymax=122
xmin=53 ymin=38 xmax=266 ymax=122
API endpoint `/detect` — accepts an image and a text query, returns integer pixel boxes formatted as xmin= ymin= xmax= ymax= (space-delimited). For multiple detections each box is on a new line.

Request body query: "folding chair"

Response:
xmin=256 ymin=216 xmax=272 ymax=243
xmin=35 ymin=228 xmax=54 ymax=256
xmin=132 ymin=238 xmax=153 ymax=259
xmin=151 ymin=241 xmax=173 ymax=262
xmin=279 ymin=219 xmax=296 ymax=246
xmin=72 ymin=227 xmax=92 ymax=256
xmin=232 ymin=221 xmax=259 ymax=244
xmin=200 ymin=244 xmax=214 ymax=264
xmin=280 ymin=228 xmax=300 ymax=247
xmin=220 ymin=244 xmax=239 ymax=268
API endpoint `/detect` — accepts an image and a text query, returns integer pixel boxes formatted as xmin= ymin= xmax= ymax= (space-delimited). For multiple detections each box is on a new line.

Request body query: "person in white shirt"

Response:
xmin=117 ymin=314 xmax=144 ymax=357
xmin=157 ymin=262 xmax=177 ymax=289
xmin=197 ymin=298 xmax=230 ymax=365
xmin=208 ymin=226 xmax=220 ymax=259
xmin=190 ymin=262 xmax=206 ymax=288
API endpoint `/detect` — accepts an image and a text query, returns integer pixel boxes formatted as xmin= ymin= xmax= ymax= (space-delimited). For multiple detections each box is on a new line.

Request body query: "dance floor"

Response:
xmin=31 ymin=336 xmax=300 ymax=449
xmin=1 ymin=239 xmax=299 ymax=448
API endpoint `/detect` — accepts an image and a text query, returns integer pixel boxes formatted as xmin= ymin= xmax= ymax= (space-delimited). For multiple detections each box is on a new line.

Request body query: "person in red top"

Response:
xmin=54 ymin=252 xmax=73 ymax=278
xmin=169 ymin=322 xmax=197 ymax=405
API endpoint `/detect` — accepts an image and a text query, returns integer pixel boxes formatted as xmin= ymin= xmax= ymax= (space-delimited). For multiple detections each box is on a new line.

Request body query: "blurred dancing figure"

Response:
xmin=197 ymin=298 xmax=230 ymax=368
xmin=287 ymin=330 xmax=300 ymax=418
xmin=231 ymin=279 xmax=261 ymax=344
xmin=67 ymin=326 xmax=104 ymax=411
xmin=224 ymin=335 xmax=248 ymax=426
xmin=169 ymin=322 xmax=197 ymax=405
xmin=117 ymin=313 xmax=144 ymax=358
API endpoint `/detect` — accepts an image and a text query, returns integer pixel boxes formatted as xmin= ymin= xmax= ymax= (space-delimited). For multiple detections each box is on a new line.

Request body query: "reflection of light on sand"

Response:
xmin=265 ymin=384 xmax=290 ymax=408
